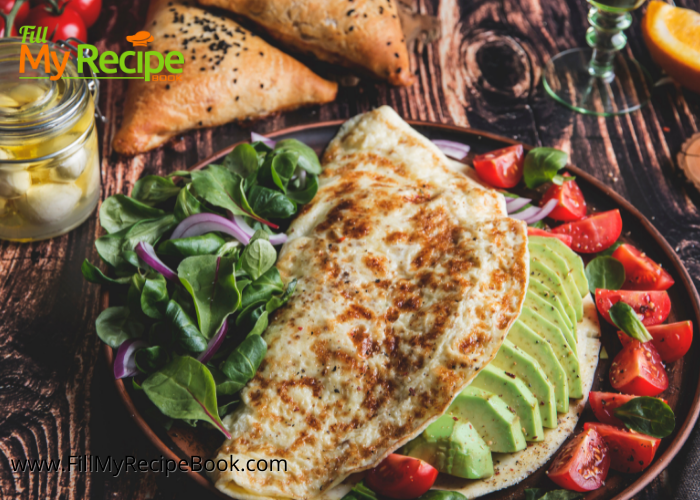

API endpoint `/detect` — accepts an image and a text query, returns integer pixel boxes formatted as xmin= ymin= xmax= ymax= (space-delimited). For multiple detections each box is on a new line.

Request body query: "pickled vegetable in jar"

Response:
xmin=0 ymin=39 xmax=102 ymax=242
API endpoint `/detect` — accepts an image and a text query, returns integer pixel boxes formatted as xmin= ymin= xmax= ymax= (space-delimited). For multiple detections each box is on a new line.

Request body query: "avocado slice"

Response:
xmin=449 ymin=387 xmax=527 ymax=453
xmin=471 ymin=364 xmax=544 ymax=442
xmin=529 ymin=244 xmax=583 ymax=322
xmin=529 ymin=259 xmax=577 ymax=326
xmin=526 ymin=282 xmax=575 ymax=341
xmin=524 ymin=290 xmax=577 ymax=355
xmin=404 ymin=414 xmax=494 ymax=479
xmin=519 ymin=306 xmax=583 ymax=399
xmin=529 ymin=236 xmax=588 ymax=298
xmin=492 ymin=340 xmax=557 ymax=428
xmin=507 ymin=320 xmax=569 ymax=413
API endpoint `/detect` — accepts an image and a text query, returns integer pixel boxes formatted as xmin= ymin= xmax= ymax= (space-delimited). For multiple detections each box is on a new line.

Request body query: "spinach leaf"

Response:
xmin=236 ymin=303 xmax=266 ymax=331
xmin=178 ymin=255 xmax=241 ymax=339
xmin=247 ymin=185 xmax=296 ymax=219
xmin=95 ymin=226 xmax=131 ymax=270
xmin=191 ymin=165 xmax=252 ymax=218
xmin=247 ymin=311 xmax=269 ymax=338
xmin=523 ymin=147 xmax=569 ymax=189
xmin=157 ymin=233 xmax=226 ymax=259
xmin=131 ymin=176 xmax=181 ymax=206
xmin=224 ymin=143 xmax=259 ymax=178
xmin=609 ymin=301 xmax=653 ymax=342
xmin=174 ymin=183 xmax=204 ymax=221
xmin=600 ymin=241 xmax=623 ymax=257
xmin=241 ymin=237 xmax=277 ymax=280
xmin=148 ymin=321 xmax=171 ymax=349
xmin=258 ymin=151 xmax=297 ymax=193
xmin=613 ymin=396 xmax=675 ymax=438
xmin=218 ymin=398 xmax=239 ymax=417
xmin=217 ymin=241 xmax=241 ymax=259
xmin=135 ymin=345 xmax=169 ymax=374
xmin=219 ymin=334 xmax=267 ymax=394
xmin=286 ymin=173 xmax=319 ymax=205
xmin=165 ymin=300 xmax=208 ymax=353
xmin=341 ymin=482 xmax=380 ymax=500
xmin=209 ymin=364 xmax=242 ymax=396
xmin=525 ymin=490 xmax=583 ymax=500
xmin=95 ymin=306 xmax=144 ymax=348
xmin=239 ymin=267 xmax=285 ymax=311
xmin=585 ymin=256 xmax=626 ymax=294
xmin=100 ymin=195 xmax=166 ymax=234
xmin=266 ymin=278 xmax=297 ymax=314
xmin=274 ymin=138 xmax=322 ymax=174
xmin=121 ymin=215 xmax=178 ymax=258
xmin=141 ymin=273 xmax=169 ymax=319
xmin=416 ymin=491 xmax=468 ymax=500
xmin=141 ymin=356 xmax=230 ymax=437
xmin=81 ymin=259 xmax=131 ymax=285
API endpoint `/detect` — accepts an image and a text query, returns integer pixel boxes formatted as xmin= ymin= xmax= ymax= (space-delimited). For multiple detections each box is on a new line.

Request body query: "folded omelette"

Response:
xmin=212 ymin=107 xmax=530 ymax=500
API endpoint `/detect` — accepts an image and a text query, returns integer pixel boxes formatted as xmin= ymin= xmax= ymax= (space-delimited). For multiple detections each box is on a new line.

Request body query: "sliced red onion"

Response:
xmin=506 ymin=197 xmax=532 ymax=213
xmin=198 ymin=319 xmax=229 ymax=365
xmin=509 ymin=205 xmax=541 ymax=221
xmin=233 ymin=214 xmax=288 ymax=246
xmin=251 ymin=132 xmax=276 ymax=149
xmin=114 ymin=339 xmax=148 ymax=379
xmin=524 ymin=198 xmax=559 ymax=224
xmin=171 ymin=213 xmax=252 ymax=245
xmin=135 ymin=242 xmax=179 ymax=282
xmin=432 ymin=139 xmax=470 ymax=160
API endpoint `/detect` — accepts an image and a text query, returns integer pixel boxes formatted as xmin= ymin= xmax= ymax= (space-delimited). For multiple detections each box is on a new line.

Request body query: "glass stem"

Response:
xmin=585 ymin=6 xmax=632 ymax=80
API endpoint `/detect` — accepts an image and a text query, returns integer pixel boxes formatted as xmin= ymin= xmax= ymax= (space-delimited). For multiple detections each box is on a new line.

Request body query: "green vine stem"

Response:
xmin=1 ymin=0 xmax=28 ymax=38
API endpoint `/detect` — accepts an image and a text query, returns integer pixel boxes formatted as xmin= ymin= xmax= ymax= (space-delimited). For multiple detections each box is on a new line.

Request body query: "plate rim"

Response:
xmin=102 ymin=119 xmax=700 ymax=500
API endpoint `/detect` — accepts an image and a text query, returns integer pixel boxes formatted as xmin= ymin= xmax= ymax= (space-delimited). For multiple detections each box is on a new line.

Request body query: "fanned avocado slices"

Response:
xmin=525 ymin=286 xmax=576 ymax=348
xmin=529 ymin=243 xmax=583 ymax=321
xmin=529 ymin=236 xmax=588 ymax=298
xmin=529 ymin=259 xmax=578 ymax=326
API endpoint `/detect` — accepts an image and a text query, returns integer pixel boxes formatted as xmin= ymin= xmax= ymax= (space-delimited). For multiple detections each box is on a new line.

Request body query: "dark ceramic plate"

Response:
xmin=103 ymin=121 xmax=700 ymax=500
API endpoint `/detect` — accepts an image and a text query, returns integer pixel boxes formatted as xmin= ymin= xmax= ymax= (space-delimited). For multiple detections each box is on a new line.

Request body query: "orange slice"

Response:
xmin=642 ymin=1 xmax=700 ymax=94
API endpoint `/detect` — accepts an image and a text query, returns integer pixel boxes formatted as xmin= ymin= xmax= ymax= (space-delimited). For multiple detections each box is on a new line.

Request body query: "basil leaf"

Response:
xmin=609 ymin=301 xmax=653 ymax=342
xmin=157 ymin=233 xmax=226 ymax=258
xmin=286 ymin=173 xmax=319 ymax=205
xmin=416 ymin=491 xmax=468 ymax=500
xmin=135 ymin=345 xmax=169 ymax=374
xmin=174 ymin=183 xmax=204 ymax=221
xmin=165 ymin=300 xmax=208 ymax=353
xmin=95 ymin=306 xmax=144 ymax=348
xmin=247 ymin=185 xmax=296 ymax=219
xmin=142 ymin=356 xmax=229 ymax=437
xmin=341 ymin=482 xmax=380 ymax=500
xmin=132 ymin=176 xmax=181 ymax=206
xmin=141 ymin=273 xmax=169 ymax=320
xmin=220 ymin=334 xmax=267 ymax=393
xmin=523 ymin=147 xmax=569 ymax=189
xmin=241 ymin=238 xmax=277 ymax=280
xmin=525 ymin=490 xmax=583 ymax=500
xmin=178 ymin=255 xmax=242 ymax=339
xmin=224 ymin=143 xmax=260 ymax=178
xmin=191 ymin=165 xmax=255 ymax=219
xmin=599 ymin=241 xmax=623 ymax=257
xmin=81 ymin=259 xmax=131 ymax=285
xmin=613 ymin=396 xmax=675 ymax=438
xmin=100 ymin=195 xmax=167 ymax=234
xmin=274 ymin=138 xmax=322 ymax=175
xmin=585 ymin=256 xmax=626 ymax=294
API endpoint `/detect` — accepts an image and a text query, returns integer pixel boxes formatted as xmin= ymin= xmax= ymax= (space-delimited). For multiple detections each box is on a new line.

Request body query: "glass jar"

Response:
xmin=0 ymin=38 xmax=102 ymax=242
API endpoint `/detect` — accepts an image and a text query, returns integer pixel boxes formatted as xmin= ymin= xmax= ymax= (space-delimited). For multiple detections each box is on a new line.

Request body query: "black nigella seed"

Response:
xmin=347 ymin=9 xmax=355 ymax=15
xmin=348 ymin=26 xmax=354 ymax=31
xmin=259 ymin=51 xmax=264 ymax=56
xmin=165 ymin=84 xmax=170 ymax=89
xmin=207 ymin=106 xmax=212 ymax=112
xmin=394 ymin=53 xmax=399 ymax=58
xmin=235 ymin=96 xmax=239 ymax=101
xmin=200 ymin=67 xmax=205 ymax=71
xmin=198 ymin=121 xmax=203 ymax=126
xmin=260 ymin=83 xmax=264 ymax=88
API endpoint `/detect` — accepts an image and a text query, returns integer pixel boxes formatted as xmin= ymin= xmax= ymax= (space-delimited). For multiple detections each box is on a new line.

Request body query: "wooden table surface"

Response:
xmin=2 ymin=0 xmax=700 ymax=498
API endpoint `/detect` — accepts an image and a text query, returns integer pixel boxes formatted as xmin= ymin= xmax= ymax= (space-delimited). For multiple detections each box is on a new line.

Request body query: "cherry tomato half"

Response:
xmin=595 ymin=289 xmax=671 ymax=326
xmin=547 ymin=427 xmax=610 ymax=491
xmin=609 ymin=339 xmax=668 ymax=396
xmin=527 ymin=227 xmax=573 ymax=248
xmin=540 ymin=174 xmax=587 ymax=221
xmin=612 ymin=244 xmax=675 ymax=291
xmin=551 ymin=210 xmax=622 ymax=253
xmin=589 ymin=392 xmax=668 ymax=427
xmin=0 ymin=0 xmax=30 ymax=36
xmin=27 ymin=5 xmax=87 ymax=45
xmin=473 ymin=145 xmax=524 ymax=189
xmin=58 ymin=0 xmax=101 ymax=28
xmin=584 ymin=422 xmax=661 ymax=473
xmin=617 ymin=321 xmax=693 ymax=363
xmin=365 ymin=454 xmax=438 ymax=500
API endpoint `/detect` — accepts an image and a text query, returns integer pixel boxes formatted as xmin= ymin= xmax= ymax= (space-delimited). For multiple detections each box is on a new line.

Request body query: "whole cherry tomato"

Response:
xmin=58 ymin=0 xmax=101 ymax=27
xmin=26 ymin=4 xmax=87 ymax=44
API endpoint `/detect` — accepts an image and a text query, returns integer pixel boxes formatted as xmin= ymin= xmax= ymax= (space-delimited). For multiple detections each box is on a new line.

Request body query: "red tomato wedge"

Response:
xmin=612 ymin=244 xmax=675 ymax=291
xmin=547 ymin=427 xmax=610 ymax=491
xmin=473 ymin=145 xmax=524 ymax=188
xmin=540 ymin=175 xmax=587 ymax=221
xmin=595 ymin=289 xmax=671 ymax=326
xmin=617 ymin=321 xmax=693 ymax=363
xmin=609 ymin=339 xmax=668 ymax=396
xmin=527 ymin=227 xmax=573 ymax=247
xmin=365 ymin=454 xmax=437 ymax=500
xmin=551 ymin=209 xmax=622 ymax=253
xmin=589 ymin=392 xmax=668 ymax=427
xmin=584 ymin=422 xmax=661 ymax=473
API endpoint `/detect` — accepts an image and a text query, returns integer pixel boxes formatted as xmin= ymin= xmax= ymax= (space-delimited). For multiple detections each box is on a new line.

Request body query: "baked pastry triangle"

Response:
xmin=197 ymin=0 xmax=416 ymax=86
xmin=113 ymin=0 xmax=338 ymax=155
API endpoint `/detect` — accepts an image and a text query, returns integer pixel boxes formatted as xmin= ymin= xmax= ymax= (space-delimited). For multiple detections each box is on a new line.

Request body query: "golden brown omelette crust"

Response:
xmin=213 ymin=107 xmax=528 ymax=500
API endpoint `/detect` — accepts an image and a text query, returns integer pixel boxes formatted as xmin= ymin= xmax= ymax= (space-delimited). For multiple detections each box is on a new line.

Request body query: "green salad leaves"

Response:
xmin=83 ymin=139 xmax=320 ymax=435
xmin=523 ymin=147 xmax=571 ymax=189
